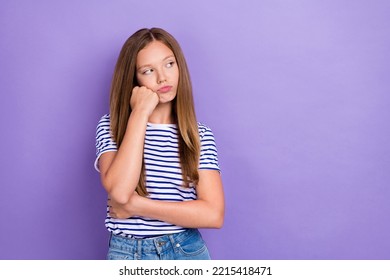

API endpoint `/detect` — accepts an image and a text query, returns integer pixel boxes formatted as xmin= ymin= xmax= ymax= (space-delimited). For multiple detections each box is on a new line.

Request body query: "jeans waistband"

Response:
xmin=109 ymin=229 xmax=200 ymax=254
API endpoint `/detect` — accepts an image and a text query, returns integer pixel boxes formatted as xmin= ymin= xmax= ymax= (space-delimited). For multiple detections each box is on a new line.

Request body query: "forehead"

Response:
xmin=136 ymin=41 xmax=174 ymax=66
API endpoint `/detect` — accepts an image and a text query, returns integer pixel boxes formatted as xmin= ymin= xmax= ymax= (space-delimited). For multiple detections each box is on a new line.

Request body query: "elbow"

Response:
xmin=209 ymin=209 xmax=224 ymax=229
xmin=109 ymin=190 xmax=130 ymax=205
xmin=215 ymin=213 xmax=224 ymax=229
xmin=102 ymin=179 xmax=132 ymax=205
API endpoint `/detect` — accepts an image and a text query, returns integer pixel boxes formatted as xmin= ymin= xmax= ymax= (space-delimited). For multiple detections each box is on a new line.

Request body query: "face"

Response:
xmin=136 ymin=40 xmax=179 ymax=104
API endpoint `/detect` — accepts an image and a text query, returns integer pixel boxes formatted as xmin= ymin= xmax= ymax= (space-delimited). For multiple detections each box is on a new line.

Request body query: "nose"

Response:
xmin=156 ymin=68 xmax=167 ymax=84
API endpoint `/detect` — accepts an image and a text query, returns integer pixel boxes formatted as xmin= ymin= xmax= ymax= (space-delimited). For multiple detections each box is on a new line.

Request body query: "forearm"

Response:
xmin=102 ymin=110 xmax=148 ymax=204
xmin=134 ymin=197 xmax=224 ymax=229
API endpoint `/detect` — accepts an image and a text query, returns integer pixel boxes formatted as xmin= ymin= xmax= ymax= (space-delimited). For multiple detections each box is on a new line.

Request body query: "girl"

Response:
xmin=95 ymin=27 xmax=224 ymax=260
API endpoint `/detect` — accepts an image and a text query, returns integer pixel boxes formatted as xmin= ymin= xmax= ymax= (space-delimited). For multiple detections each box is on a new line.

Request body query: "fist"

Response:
xmin=130 ymin=86 xmax=159 ymax=116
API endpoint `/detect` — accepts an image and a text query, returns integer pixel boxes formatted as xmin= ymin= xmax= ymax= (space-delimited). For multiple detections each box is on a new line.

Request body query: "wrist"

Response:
xmin=128 ymin=109 xmax=150 ymax=123
xmin=132 ymin=195 xmax=149 ymax=217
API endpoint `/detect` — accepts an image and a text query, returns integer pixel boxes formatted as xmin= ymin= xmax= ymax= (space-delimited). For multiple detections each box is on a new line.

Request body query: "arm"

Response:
xmin=99 ymin=86 xmax=159 ymax=204
xmin=109 ymin=169 xmax=225 ymax=228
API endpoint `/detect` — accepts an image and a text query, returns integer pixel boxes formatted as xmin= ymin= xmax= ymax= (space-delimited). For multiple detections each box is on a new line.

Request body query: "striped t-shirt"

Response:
xmin=94 ymin=114 xmax=220 ymax=238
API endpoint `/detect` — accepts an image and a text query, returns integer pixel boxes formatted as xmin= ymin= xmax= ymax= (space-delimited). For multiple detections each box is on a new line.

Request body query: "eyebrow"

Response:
xmin=137 ymin=55 xmax=176 ymax=70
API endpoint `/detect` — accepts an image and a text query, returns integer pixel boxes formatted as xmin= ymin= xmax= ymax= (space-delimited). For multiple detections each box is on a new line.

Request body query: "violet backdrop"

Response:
xmin=1 ymin=0 xmax=389 ymax=259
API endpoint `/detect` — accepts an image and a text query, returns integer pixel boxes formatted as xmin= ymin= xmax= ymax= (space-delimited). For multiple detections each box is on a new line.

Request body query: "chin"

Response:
xmin=159 ymin=94 xmax=176 ymax=104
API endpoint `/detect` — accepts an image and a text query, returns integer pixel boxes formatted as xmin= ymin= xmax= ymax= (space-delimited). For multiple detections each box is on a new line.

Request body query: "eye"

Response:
xmin=166 ymin=61 xmax=175 ymax=68
xmin=142 ymin=68 xmax=153 ymax=75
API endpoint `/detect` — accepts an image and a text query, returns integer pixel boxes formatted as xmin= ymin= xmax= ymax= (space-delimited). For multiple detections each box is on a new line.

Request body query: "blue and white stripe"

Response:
xmin=95 ymin=114 xmax=220 ymax=238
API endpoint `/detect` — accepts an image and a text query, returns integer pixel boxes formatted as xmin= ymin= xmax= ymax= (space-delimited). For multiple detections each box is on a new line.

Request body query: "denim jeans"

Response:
xmin=107 ymin=229 xmax=211 ymax=260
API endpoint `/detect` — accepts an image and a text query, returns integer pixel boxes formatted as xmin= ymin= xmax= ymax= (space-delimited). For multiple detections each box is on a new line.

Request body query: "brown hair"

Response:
xmin=109 ymin=27 xmax=200 ymax=196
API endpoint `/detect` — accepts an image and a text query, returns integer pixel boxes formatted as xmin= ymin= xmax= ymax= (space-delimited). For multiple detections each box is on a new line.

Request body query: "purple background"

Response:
xmin=1 ymin=0 xmax=389 ymax=260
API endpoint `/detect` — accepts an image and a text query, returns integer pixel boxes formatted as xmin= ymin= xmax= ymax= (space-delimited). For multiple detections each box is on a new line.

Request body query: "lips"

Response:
xmin=157 ymin=86 xmax=172 ymax=93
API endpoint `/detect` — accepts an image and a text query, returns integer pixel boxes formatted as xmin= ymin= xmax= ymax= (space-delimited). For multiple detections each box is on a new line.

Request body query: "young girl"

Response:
xmin=95 ymin=28 xmax=224 ymax=260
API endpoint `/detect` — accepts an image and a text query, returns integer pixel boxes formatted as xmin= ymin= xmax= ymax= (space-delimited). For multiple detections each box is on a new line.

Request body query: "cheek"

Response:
xmin=171 ymin=69 xmax=180 ymax=84
xmin=135 ymin=74 xmax=142 ymax=85
xmin=136 ymin=74 xmax=149 ymax=87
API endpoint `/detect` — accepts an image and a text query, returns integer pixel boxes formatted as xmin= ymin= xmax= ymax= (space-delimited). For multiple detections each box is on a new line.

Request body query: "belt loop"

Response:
xmin=108 ymin=232 xmax=113 ymax=247
xmin=168 ymin=233 xmax=179 ymax=251
xmin=134 ymin=239 xmax=142 ymax=260
xmin=153 ymin=238 xmax=163 ymax=255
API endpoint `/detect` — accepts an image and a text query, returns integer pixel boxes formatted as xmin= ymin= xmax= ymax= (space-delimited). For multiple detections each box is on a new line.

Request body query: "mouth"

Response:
xmin=157 ymin=86 xmax=172 ymax=93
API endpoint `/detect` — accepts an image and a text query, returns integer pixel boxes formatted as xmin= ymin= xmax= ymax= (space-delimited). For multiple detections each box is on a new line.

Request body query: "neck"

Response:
xmin=148 ymin=102 xmax=174 ymax=124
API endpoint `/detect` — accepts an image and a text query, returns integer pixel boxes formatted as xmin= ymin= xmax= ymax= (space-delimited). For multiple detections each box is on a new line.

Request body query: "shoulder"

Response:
xmin=96 ymin=114 xmax=111 ymax=131
xmin=96 ymin=114 xmax=112 ymax=138
xmin=97 ymin=113 xmax=111 ymax=127
xmin=197 ymin=122 xmax=215 ymax=139
xmin=95 ymin=114 xmax=117 ymax=147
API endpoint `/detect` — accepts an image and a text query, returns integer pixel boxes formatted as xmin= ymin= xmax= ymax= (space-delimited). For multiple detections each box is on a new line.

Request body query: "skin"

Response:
xmin=99 ymin=41 xmax=224 ymax=228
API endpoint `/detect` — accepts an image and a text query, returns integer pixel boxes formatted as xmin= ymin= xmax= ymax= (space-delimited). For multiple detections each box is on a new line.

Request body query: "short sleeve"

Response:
xmin=198 ymin=123 xmax=220 ymax=172
xmin=94 ymin=114 xmax=118 ymax=172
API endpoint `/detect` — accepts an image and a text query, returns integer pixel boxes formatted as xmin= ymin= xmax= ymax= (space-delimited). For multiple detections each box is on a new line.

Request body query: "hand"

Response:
xmin=108 ymin=192 xmax=142 ymax=219
xmin=130 ymin=86 xmax=159 ymax=116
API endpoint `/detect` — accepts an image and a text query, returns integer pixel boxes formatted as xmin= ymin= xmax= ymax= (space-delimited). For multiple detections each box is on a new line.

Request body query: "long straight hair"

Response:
xmin=109 ymin=28 xmax=200 ymax=196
